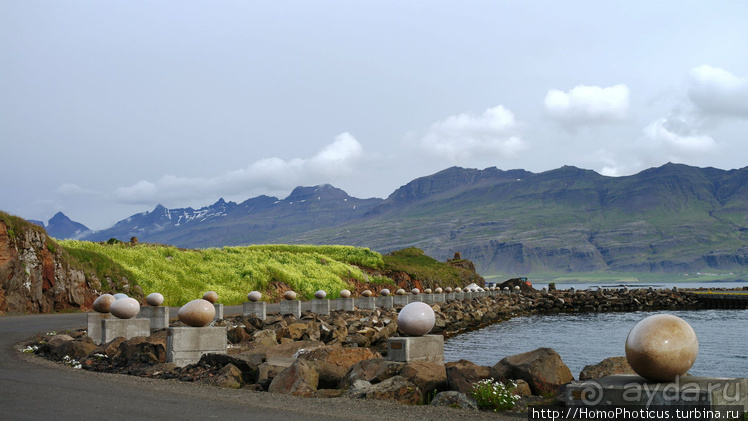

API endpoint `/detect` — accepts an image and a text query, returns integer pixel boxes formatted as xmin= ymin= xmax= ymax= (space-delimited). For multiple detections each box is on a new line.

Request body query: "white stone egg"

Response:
xmin=247 ymin=291 xmax=262 ymax=302
xmin=339 ymin=289 xmax=352 ymax=298
xmin=110 ymin=297 xmax=140 ymax=319
xmin=146 ymin=292 xmax=164 ymax=306
xmin=283 ymin=291 xmax=297 ymax=300
xmin=411 ymin=288 xmax=420 ymax=295
xmin=397 ymin=302 xmax=435 ymax=336
xmin=315 ymin=290 xmax=327 ymax=299
xmin=380 ymin=289 xmax=391 ymax=296
xmin=113 ymin=293 xmax=129 ymax=300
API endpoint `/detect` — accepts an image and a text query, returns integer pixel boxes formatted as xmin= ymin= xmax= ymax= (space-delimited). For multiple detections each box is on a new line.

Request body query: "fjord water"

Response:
xmin=444 ymin=283 xmax=748 ymax=379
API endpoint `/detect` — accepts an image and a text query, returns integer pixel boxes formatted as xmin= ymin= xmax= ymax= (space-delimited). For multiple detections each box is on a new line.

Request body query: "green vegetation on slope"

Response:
xmin=382 ymin=247 xmax=483 ymax=287
xmin=59 ymin=241 xmax=383 ymax=306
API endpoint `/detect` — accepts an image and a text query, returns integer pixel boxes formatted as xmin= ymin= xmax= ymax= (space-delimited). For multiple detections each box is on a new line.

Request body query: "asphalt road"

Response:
xmin=0 ymin=307 xmax=519 ymax=421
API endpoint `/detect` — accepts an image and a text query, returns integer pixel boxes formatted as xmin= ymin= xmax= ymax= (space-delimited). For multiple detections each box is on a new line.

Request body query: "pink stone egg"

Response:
xmin=247 ymin=291 xmax=262 ymax=302
xmin=283 ymin=291 xmax=297 ymax=300
xmin=315 ymin=290 xmax=327 ymax=299
xmin=92 ymin=294 xmax=116 ymax=313
xmin=380 ymin=289 xmax=391 ymax=296
xmin=146 ymin=292 xmax=164 ymax=306
xmin=339 ymin=289 xmax=352 ymax=298
xmin=202 ymin=291 xmax=218 ymax=304
xmin=178 ymin=299 xmax=216 ymax=327
xmin=361 ymin=290 xmax=372 ymax=297
xmin=395 ymin=289 xmax=406 ymax=295
xmin=397 ymin=302 xmax=435 ymax=336
xmin=109 ymin=297 xmax=140 ymax=319
xmin=625 ymin=314 xmax=698 ymax=382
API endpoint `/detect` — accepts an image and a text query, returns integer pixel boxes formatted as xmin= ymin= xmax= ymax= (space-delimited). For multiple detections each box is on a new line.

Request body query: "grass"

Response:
xmin=59 ymin=241 xmax=384 ymax=306
xmin=382 ymin=247 xmax=481 ymax=288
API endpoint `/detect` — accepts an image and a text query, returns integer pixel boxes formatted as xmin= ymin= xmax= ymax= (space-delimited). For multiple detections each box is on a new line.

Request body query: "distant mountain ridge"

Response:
xmin=51 ymin=163 xmax=748 ymax=275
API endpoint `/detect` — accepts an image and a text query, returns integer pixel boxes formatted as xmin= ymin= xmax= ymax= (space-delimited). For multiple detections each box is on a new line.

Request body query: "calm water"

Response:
xmin=444 ymin=282 xmax=748 ymax=379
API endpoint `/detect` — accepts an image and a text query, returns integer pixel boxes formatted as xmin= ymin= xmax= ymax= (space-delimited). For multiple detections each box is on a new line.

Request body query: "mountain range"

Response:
xmin=44 ymin=163 xmax=748 ymax=275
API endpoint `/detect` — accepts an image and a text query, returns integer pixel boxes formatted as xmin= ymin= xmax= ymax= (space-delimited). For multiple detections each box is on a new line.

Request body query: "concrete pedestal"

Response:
xmin=454 ymin=292 xmax=464 ymax=300
xmin=421 ymin=294 xmax=434 ymax=305
xmin=167 ymin=326 xmax=227 ymax=367
xmin=311 ymin=299 xmax=330 ymax=315
xmin=433 ymin=293 xmax=445 ymax=303
xmin=213 ymin=303 xmax=224 ymax=320
xmin=139 ymin=306 xmax=169 ymax=330
xmin=337 ymin=297 xmax=354 ymax=311
xmin=87 ymin=313 xmax=113 ymax=345
xmin=376 ymin=296 xmax=394 ymax=308
xmin=393 ymin=295 xmax=409 ymax=307
xmin=280 ymin=300 xmax=301 ymax=318
xmin=387 ymin=335 xmax=444 ymax=364
xmin=243 ymin=301 xmax=266 ymax=320
xmin=358 ymin=297 xmax=375 ymax=310
xmin=410 ymin=294 xmax=423 ymax=303
xmin=445 ymin=292 xmax=455 ymax=301
xmin=101 ymin=318 xmax=150 ymax=344
xmin=465 ymin=292 xmax=473 ymax=300
xmin=565 ymin=375 xmax=747 ymax=414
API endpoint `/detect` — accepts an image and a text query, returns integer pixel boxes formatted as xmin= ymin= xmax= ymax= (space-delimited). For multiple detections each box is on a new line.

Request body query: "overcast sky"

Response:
xmin=2 ymin=1 xmax=748 ymax=230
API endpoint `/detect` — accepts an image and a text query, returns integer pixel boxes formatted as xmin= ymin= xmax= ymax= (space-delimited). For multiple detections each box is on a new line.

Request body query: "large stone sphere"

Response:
xmin=625 ymin=314 xmax=699 ymax=382
xmin=340 ymin=289 xmax=351 ymax=298
xmin=395 ymin=288 xmax=406 ymax=295
xmin=202 ymin=291 xmax=218 ymax=304
xmin=110 ymin=297 xmax=140 ymax=319
xmin=178 ymin=299 xmax=216 ymax=327
xmin=380 ymin=288 xmax=391 ymax=296
xmin=361 ymin=290 xmax=372 ymax=297
xmin=315 ymin=290 xmax=327 ymax=299
xmin=113 ymin=293 xmax=129 ymax=300
xmin=146 ymin=292 xmax=164 ymax=306
xmin=92 ymin=294 xmax=116 ymax=313
xmin=283 ymin=291 xmax=297 ymax=300
xmin=397 ymin=302 xmax=436 ymax=336
xmin=247 ymin=291 xmax=262 ymax=302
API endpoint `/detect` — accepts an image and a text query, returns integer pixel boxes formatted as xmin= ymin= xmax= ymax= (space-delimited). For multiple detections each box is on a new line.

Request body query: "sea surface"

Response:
xmin=444 ymin=282 xmax=748 ymax=379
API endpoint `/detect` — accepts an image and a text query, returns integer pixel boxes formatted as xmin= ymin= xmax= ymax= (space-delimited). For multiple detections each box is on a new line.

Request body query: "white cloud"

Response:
xmin=418 ymin=105 xmax=526 ymax=162
xmin=55 ymin=183 xmax=98 ymax=196
xmin=643 ymin=117 xmax=717 ymax=154
xmin=114 ymin=132 xmax=365 ymax=205
xmin=688 ymin=65 xmax=748 ymax=118
xmin=544 ymin=84 xmax=630 ymax=129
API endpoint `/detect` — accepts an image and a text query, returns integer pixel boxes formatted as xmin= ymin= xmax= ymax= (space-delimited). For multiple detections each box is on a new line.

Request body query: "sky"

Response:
xmin=2 ymin=1 xmax=748 ymax=230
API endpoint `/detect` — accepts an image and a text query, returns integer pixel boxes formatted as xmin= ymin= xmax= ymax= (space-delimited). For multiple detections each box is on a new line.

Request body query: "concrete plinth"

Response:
xmin=358 ymin=297 xmax=376 ymax=310
xmin=243 ymin=301 xmax=266 ymax=320
xmin=87 ymin=313 xmax=113 ymax=345
xmin=213 ymin=303 xmax=224 ymax=320
xmin=565 ymin=375 xmax=747 ymax=412
xmin=387 ymin=335 xmax=444 ymax=364
xmin=393 ymin=295 xmax=409 ymax=307
xmin=377 ymin=296 xmax=394 ymax=308
xmin=337 ymin=297 xmax=354 ymax=311
xmin=433 ymin=293 xmax=445 ymax=303
xmin=454 ymin=292 xmax=464 ymax=300
xmin=311 ymin=299 xmax=330 ymax=315
xmin=280 ymin=300 xmax=301 ymax=318
xmin=101 ymin=318 xmax=150 ymax=344
xmin=410 ymin=294 xmax=423 ymax=303
xmin=445 ymin=292 xmax=455 ymax=301
xmin=167 ymin=326 xmax=227 ymax=367
xmin=139 ymin=306 xmax=169 ymax=330
xmin=465 ymin=292 xmax=473 ymax=300
xmin=421 ymin=294 xmax=434 ymax=305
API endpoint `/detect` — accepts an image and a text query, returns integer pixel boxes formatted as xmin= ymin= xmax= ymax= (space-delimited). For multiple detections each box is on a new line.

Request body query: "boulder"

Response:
xmin=445 ymin=359 xmax=491 ymax=394
xmin=400 ymin=361 xmax=447 ymax=394
xmin=268 ymin=359 xmax=319 ymax=397
xmin=211 ymin=363 xmax=244 ymax=389
xmin=198 ymin=353 xmax=259 ymax=384
xmin=339 ymin=358 xmax=404 ymax=389
xmin=513 ymin=379 xmax=533 ymax=397
xmin=257 ymin=359 xmax=293 ymax=387
xmin=579 ymin=356 xmax=635 ymax=380
xmin=490 ymin=347 xmax=573 ymax=396
xmin=57 ymin=337 xmax=97 ymax=360
xmin=344 ymin=376 xmax=423 ymax=405
xmin=430 ymin=391 xmax=479 ymax=410
xmin=296 ymin=346 xmax=380 ymax=389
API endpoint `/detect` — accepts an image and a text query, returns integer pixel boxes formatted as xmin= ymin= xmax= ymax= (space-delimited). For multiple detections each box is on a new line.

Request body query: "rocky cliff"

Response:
xmin=0 ymin=212 xmax=137 ymax=313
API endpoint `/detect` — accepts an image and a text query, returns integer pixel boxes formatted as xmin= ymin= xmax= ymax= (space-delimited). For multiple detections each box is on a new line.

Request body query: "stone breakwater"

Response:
xmin=27 ymin=288 xmax=707 ymax=408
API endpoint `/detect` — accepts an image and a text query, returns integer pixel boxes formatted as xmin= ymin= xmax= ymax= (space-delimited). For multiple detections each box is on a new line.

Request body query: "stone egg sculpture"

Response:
xmin=361 ymin=290 xmax=373 ymax=297
xmin=314 ymin=290 xmax=327 ymax=299
xmin=397 ymin=302 xmax=436 ymax=336
xmin=283 ymin=291 xmax=297 ymax=300
xmin=444 ymin=287 xmax=453 ymax=293
xmin=110 ymin=297 xmax=140 ymax=319
xmin=113 ymin=293 xmax=129 ymax=300
xmin=625 ymin=314 xmax=698 ymax=382
xmin=146 ymin=292 xmax=164 ymax=306
xmin=380 ymin=288 xmax=391 ymax=296
xmin=92 ymin=294 xmax=116 ymax=313
xmin=395 ymin=288 xmax=406 ymax=296
xmin=434 ymin=287 xmax=443 ymax=294
xmin=514 ymin=286 xmax=521 ymax=291
xmin=202 ymin=291 xmax=218 ymax=304
xmin=178 ymin=299 xmax=216 ymax=327
xmin=424 ymin=288 xmax=432 ymax=294
xmin=454 ymin=287 xmax=462 ymax=293
xmin=411 ymin=288 xmax=420 ymax=295
xmin=247 ymin=291 xmax=262 ymax=302
xmin=340 ymin=289 xmax=352 ymax=298
xmin=503 ymin=287 xmax=509 ymax=291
